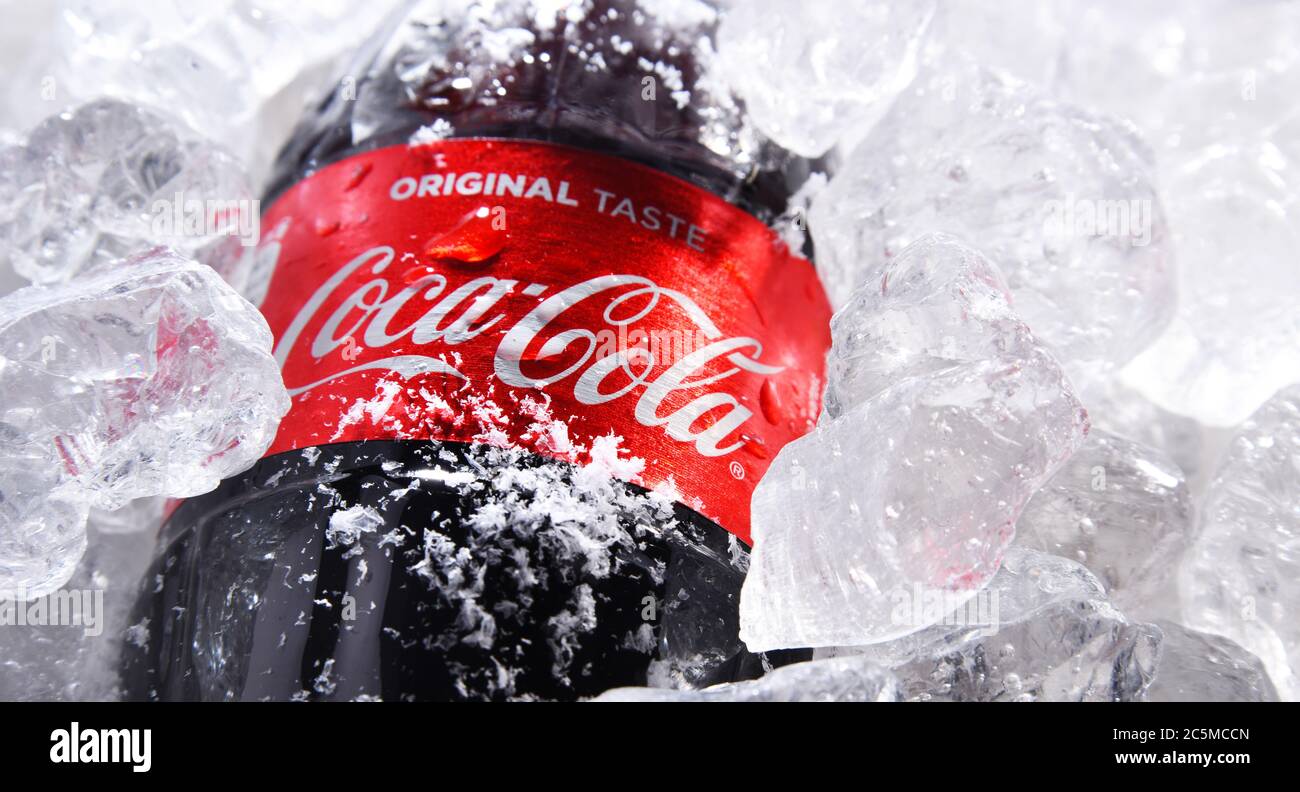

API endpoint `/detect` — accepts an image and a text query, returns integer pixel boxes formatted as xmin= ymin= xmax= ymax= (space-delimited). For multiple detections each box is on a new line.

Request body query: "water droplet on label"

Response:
xmin=314 ymin=218 xmax=340 ymax=237
xmin=424 ymin=207 xmax=509 ymax=264
xmin=400 ymin=266 xmax=440 ymax=286
xmin=343 ymin=162 xmax=373 ymax=191
xmin=759 ymin=379 xmax=784 ymax=424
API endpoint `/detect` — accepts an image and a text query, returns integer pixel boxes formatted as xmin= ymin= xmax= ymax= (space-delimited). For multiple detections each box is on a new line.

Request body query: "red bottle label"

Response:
xmin=255 ymin=139 xmax=831 ymax=544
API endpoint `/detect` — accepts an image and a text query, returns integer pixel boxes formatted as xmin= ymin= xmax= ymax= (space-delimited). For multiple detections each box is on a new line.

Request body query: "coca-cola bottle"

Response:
xmin=121 ymin=0 xmax=831 ymax=701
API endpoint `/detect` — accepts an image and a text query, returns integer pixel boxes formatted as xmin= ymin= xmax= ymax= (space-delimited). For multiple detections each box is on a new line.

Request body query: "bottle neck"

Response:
xmin=264 ymin=0 xmax=822 ymax=223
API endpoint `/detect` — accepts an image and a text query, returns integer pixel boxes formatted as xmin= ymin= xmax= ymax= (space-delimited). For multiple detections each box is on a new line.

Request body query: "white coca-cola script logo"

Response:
xmin=273 ymin=245 xmax=784 ymax=457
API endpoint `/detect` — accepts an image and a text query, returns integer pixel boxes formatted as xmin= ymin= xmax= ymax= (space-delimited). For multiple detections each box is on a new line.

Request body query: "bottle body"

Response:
xmin=125 ymin=441 xmax=769 ymax=700
xmin=122 ymin=0 xmax=831 ymax=701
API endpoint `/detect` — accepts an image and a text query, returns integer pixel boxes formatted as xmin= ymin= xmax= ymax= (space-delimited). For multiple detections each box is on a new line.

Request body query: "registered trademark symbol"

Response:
xmin=729 ymin=461 xmax=745 ymax=480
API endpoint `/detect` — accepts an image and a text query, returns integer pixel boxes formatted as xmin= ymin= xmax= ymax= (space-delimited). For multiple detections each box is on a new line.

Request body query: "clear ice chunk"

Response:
xmin=0 ymin=524 xmax=156 ymax=701
xmin=716 ymin=0 xmax=935 ymax=156
xmin=1180 ymin=384 xmax=1300 ymax=700
xmin=1056 ymin=2 xmax=1300 ymax=158
xmin=1121 ymin=143 xmax=1300 ymax=427
xmin=824 ymin=548 xmax=1161 ymax=702
xmin=1016 ymin=429 xmax=1192 ymax=621
xmin=922 ymin=0 xmax=1068 ymax=89
xmin=821 ymin=233 xmax=1022 ymax=417
xmin=0 ymin=248 xmax=289 ymax=598
xmin=740 ymin=234 xmax=1088 ymax=651
xmin=0 ymin=1 xmax=405 ymax=184
xmin=809 ymin=61 xmax=1176 ymax=397
xmin=923 ymin=2 xmax=1300 ymax=157
xmin=594 ymin=655 xmax=899 ymax=702
xmin=1146 ymin=621 xmax=1278 ymax=703
xmin=0 ymin=99 xmax=253 ymax=288
xmin=1085 ymin=380 xmax=1218 ymax=491
xmin=0 ymin=461 xmax=87 ymax=604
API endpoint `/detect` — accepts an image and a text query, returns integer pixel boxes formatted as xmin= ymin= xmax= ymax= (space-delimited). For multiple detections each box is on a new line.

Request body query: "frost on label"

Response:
xmin=257 ymin=139 xmax=832 ymax=543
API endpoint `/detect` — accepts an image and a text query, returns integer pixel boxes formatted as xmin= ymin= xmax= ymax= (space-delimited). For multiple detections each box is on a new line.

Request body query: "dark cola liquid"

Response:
xmin=121 ymin=0 xmax=815 ymax=701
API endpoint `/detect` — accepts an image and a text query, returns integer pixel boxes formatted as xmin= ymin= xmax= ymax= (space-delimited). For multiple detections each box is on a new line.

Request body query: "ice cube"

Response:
xmin=1145 ymin=621 xmax=1278 ymax=702
xmin=824 ymin=549 xmax=1161 ymax=701
xmin=0 ymin=1 xmax=405 ymax=185
xmin=1057 ymin=1 xmax=1300 ymax=157
xmin=809 ymin=61 xmax=1176 ymax=397
xmin=1016 ymin=430 xmax=1192 ymax=621
xmin=740 ymin=234 xmax=1088 ymax=651
xmin=821 ymin=232 xmax=1020 ymax=418
xmin=0 ymin=458 xmax=87 ymax=603
xmin=923 ymin=2 xmax=1300 ymax=157
xmin=1071 ymin=4 xmax=1300 ymax=429
xmin=1085 ymin=380 xmax=1218 ymax=491
xmin=716 ymin=0 xmax=935 ymax=156
xmin=1180 ymin=384 xmax=1300 ymax=700
xmin=0 ymin=248 xmax=289 ymax=598
xmin=1121 ymin=143 xmax=1300 ymax=427
xmin=594 ymin=655 xmax=899 ymax=702
xmin=0 ymin=524 xmax=155 ymax=701
xmin=921 ymin=0 xmax=1068 ymax=88
xmin=0 ymin=99 xmax=253 ymax=287
xmin=1051 ymin=4 xmax=1300 ymax=432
